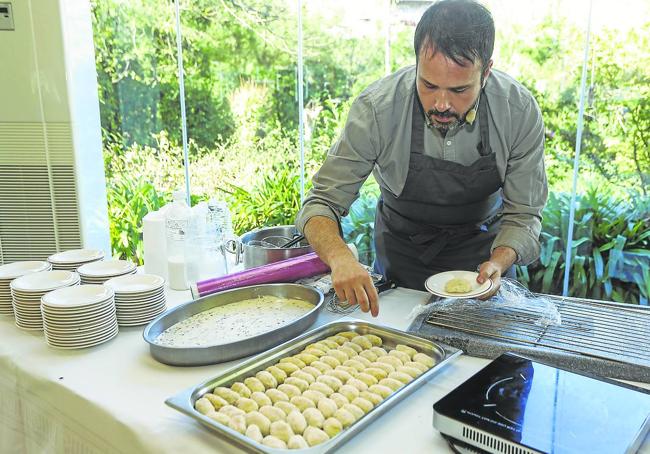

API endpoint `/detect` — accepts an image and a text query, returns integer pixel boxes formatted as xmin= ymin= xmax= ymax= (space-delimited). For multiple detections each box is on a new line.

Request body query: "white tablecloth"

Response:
xmin=1 ymin=286 xmax=648 ymax=454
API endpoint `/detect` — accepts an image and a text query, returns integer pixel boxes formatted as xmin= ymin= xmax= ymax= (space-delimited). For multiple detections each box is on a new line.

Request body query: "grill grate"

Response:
xmin=424 ymin=296 xmax=650 ymax=367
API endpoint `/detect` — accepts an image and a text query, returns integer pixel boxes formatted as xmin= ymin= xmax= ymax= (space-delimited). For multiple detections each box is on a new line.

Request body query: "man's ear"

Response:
xmin=482 ymin=59 xmax=494 ymax=88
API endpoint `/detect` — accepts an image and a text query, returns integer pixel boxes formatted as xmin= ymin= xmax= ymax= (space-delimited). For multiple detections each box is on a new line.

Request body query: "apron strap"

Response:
xmin=476 ymin=90 xmax=492 ymax=157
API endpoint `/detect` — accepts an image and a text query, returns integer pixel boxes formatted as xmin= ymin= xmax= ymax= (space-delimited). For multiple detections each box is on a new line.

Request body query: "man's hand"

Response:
xmin=476 ymin=246 xmax=517 ymax=300
xmin=330 ymin=255 xmax=379 ymax=317
xmin=303 ymin=216 xmax=380 ymax=317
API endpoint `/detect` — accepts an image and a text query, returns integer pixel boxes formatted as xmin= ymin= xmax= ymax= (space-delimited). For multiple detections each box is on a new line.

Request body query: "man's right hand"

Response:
xmin=330 ymin=255 xmax=379 ymax=317
xmin=303 ymin=216 xmax=380 ymax=317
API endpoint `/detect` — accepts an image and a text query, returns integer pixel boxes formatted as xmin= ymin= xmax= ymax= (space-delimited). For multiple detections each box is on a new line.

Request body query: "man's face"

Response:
xmin=416 ymin=48 xmax=492 ymax=132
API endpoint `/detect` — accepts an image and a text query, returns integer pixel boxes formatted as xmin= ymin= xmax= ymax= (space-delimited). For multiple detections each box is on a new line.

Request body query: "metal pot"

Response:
xmin=226 ymin=225 xmax=312 ymax=269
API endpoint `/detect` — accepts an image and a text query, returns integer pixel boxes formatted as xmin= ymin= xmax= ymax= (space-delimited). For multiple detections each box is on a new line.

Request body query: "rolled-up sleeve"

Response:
xmin=295 ymin=95 xmax=380 ymax=234
xmin=492 ymin=97 xmax=548 ymax=265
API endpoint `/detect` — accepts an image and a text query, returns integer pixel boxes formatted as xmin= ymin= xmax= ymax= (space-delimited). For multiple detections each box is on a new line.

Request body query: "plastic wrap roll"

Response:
xmin=193 ymin=252 xmax=330 ymax=298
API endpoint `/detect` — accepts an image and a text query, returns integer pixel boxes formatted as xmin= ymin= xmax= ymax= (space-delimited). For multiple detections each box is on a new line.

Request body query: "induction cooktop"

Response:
xmin=433 ymin=353 xmax=650 ymax=454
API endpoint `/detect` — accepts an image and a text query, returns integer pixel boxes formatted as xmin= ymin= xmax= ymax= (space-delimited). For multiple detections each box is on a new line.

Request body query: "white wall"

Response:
xmin=0 ymin=0 xmax=110 ymax=262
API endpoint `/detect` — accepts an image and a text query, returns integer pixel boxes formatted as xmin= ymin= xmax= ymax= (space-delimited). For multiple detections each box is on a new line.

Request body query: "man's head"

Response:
xmin=414 ymin=0 xmax=495 ymax=131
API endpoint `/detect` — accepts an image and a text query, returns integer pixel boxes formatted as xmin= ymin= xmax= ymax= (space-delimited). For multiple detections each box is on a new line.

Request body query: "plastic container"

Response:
xmin=207 ymin=199 xmax=234 ymax=273
xmin=166 ymin=190 xmax=192 ymax=290
xmin=143 ymin=204 xmax=170 ymax=280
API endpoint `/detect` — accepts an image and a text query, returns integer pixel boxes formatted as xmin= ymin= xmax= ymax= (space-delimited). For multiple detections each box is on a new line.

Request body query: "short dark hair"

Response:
xmin=414 ymin=0 xmax=495 ymax=70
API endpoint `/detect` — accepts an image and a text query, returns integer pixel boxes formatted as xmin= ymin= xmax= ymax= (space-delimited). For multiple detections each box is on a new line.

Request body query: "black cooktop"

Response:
xmin=433 ymin=353 xmax=650 ymax=454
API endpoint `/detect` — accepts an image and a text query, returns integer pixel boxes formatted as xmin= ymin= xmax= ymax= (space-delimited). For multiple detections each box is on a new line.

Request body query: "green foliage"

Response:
xmin=105 ymin=163 xmax=168 ymax=264
xmin=500 ymin=17 xmax=650 ymax=194
xmin=517 ymin=188 xmax=650 ymax=304
xmin=224 ymin=164 xmax=309 ymax=235
xmin=341 ymin=180 xmax=380 ymax=266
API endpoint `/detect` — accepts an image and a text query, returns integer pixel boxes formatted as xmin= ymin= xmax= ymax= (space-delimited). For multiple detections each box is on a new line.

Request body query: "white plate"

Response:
xmin=104 ymin=274 xmax=165 ymax=294
xmin=42 ymin=301 xmax=115 ymax=317
xmin=45 ymin=323 xmax=118 ymax=343
xmin=11 ymin=271 xmax=79 ymax=293
xmin=113 ymin=287 xmax=165 ymax=299
xmin=118 ymin=316 xmax=162 ymax=327
xmin=12 ymin=296 xmax=45 ymax=305
xmin=116 ymin=304 xmax=166 ymax=317
xmin=44 ymin=315 xmax=116 ymax=330
xmin=424 ymin=271 xmax=493 ymax=299
xmin=15 ymin=319 xmax=43 ymax=330
xmin=45 ymin=324 xmax=118 ymax=345
xmin=43 ymin=312 xmax=116 ymax=331
xmin=117 ymin=311 xmax=165 ymax=324
xmin=41 ymin=285 xmax=114 ymax=309
xmin=45 ymin=329 xmax=118 ymax=349
xmin=77 ymin=260 xmax=136 ymax=278
xmin=47 ymin=249 xmax=104 ymax=264
xmin=14 ymin=311 xmax=42 ymax=320
xmin=0 ymin=261 xmax=51 ymax=279
xmin=45 ymin=320 xmax=118 ymax=339
xmin=114 ymin=294 xmax=166 ymax=306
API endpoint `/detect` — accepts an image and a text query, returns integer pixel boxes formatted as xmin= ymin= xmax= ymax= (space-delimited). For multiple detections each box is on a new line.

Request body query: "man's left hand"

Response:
xmin=476 ymin=246 xmax=517 ymax=300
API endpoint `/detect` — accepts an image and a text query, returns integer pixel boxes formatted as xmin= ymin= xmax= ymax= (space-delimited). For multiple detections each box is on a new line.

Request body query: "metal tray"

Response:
xmin=143 ymin=283 xmax=324 ymax=366
xmin=165 ymin=320 xmax=462 ymax=453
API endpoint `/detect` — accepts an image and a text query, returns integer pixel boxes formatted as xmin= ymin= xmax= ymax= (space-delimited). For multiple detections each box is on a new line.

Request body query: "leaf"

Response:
xmin=592 ymin=249 xmax=604 ymax=280
xmin=542 ymin=251 xmax=562 ymax=294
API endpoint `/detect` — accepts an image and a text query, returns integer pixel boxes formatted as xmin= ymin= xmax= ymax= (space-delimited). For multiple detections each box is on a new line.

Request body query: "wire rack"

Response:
xmin=424 ymin=296 xmax=650 ymax=367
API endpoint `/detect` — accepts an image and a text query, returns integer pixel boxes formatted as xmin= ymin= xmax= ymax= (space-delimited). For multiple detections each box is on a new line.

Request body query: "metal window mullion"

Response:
xmin=297 ymin=0 xmax=306 ymax=205
xmin=562 ymin=0 xmax=593 ymax=296
xmin=174 ymin=0 xmax=191 ymax=205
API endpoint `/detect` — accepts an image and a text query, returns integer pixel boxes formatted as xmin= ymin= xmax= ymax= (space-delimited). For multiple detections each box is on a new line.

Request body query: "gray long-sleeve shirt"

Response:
xmin=296 ymin=65 xmax=548 ymax=265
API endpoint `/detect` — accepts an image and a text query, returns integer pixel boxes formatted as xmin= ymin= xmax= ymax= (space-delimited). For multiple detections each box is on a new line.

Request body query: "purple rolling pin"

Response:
xmin=191 ymin=252 xmax=330 ymax=298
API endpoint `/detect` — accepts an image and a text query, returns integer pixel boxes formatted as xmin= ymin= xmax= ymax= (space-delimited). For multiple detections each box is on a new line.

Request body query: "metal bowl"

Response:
xmin=143 ymin=283 xmax=324 ymax=366
xmin=228 ymin=225 xmax=312 ymax=269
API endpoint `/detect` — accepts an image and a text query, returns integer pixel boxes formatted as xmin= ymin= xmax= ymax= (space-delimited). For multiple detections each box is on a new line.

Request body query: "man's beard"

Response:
xmin=424 ymin=91 xmax=481 ymax=132
xmin=425 ymin=109 xmax=461 ymax=131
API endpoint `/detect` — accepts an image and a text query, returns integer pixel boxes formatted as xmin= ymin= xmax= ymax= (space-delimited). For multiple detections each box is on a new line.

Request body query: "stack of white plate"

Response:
xmin=0 ymin=261 xmax=52 ymax=315
xmin=77 ymin=260 xmax=137 ymax=284
xmin=41 ymin=285 xmax=118 ymax=349
xmin=47 ymin=249 xmax=105 ymax=272
xmin=104 ymin=274 xmax=166 ymax=326
xmin=10 ymin=271 xmax=80 ymax=330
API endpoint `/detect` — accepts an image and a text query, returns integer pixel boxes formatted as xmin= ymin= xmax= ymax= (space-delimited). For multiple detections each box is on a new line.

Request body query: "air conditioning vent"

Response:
xmin=0 ymin=122 xmax=82 ymax=263
xmin=462 ymin=426 xmax=536 ymax=454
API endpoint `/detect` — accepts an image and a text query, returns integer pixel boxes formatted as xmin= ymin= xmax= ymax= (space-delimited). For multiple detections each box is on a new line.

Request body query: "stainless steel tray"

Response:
xmin=166 ymin=320 xmax=462 ymax=453
xmin=143 ymin=283 xmax=324 ymax=366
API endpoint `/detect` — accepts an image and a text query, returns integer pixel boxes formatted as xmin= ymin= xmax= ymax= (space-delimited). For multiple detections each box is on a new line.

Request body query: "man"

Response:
xmin=295 ymin=0 xmax=547 ymax=317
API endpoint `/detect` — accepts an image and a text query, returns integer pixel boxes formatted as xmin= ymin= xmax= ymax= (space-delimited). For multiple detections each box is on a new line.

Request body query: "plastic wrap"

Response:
xmin=407 ymin=278 xmax=562 ymax=327
xmin=192 ymin=252 xmax=330 ymax=298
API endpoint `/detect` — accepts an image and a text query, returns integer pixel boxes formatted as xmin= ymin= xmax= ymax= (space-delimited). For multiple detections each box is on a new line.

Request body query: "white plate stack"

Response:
xmin=104 ymin=274 xmax=167 ymax=326
xmin=0 ymin=261 xmax=52 ymax=315
xmin=77 ymin=260 xmax=137 ymax=284
xmin=47 ymin=249 xmax=105 ymax=272
xmin=10 ymin=270 xmax=80 ymax=330
xmin=41 ymin=285 xmax=118 ymax=349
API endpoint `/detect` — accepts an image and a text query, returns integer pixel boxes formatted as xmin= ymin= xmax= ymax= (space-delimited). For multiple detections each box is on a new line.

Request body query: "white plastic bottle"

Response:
xmin=166 ymin=190 xmax=192 ymax=290
xmin=185 ymin=202 xmax=210 ymax=284
xmin=143 ymin=204 xmax=170 ymax=279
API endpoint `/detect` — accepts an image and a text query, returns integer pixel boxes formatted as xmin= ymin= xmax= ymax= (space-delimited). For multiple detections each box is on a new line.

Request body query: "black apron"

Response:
xmin=373 ymin=87 xmax=507 ymax=290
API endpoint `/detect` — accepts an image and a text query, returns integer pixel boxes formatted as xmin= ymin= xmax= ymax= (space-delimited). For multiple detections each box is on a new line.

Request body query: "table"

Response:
xmin=1 ymin=286 xmax=648 ymax=454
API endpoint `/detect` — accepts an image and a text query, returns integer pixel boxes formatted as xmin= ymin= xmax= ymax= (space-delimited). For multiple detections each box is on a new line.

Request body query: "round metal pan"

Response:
xmin=143 ymin=283 xmax=324 ymax=366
